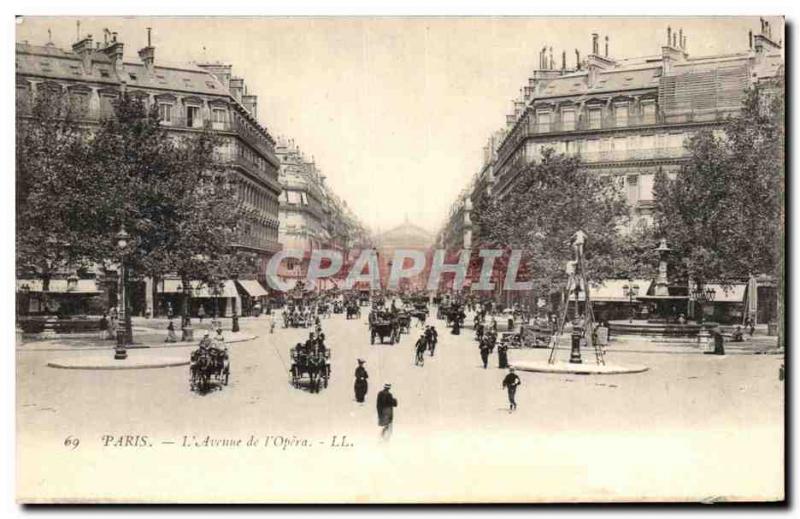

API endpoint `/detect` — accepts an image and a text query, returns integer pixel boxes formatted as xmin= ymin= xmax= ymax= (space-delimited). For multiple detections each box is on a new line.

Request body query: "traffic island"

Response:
xmin=47 ymin=351 xmax=189 ymax=370
xmin=511 ymin=360 xmax=649 ymax=375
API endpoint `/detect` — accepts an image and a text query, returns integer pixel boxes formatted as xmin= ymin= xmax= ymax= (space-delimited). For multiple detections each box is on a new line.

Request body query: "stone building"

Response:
xmin=275 ymin=137 xmax=371 ymax=290
xmin=16 ymin=28 xmax=281 ymax=317
xmin=492 ymin=24 xmax=783 ymax=227
xmin=437 ymin=21 xmax=783 ymax=319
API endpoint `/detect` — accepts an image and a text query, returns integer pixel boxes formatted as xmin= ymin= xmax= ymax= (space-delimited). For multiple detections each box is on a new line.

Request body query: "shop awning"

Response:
xmin=704 ymin=283 xmax=746 ymax=303
xmin=236 ymin=279 xmax=269 ymax=297
xmin=16 ymin=278 xmax=101 ymax=294
xmin=192 ymin=280 xmax=239 ymax=298
xmin=569 ymin=279 xmax=653 ymax=302
xmin=157 ymin=279 xmax=239 ymax=298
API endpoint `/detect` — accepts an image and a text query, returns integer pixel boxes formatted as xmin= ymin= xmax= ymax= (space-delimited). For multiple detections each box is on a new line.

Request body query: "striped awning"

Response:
xmin=236 ymin=279 xmax=269 ymax=297
xmin=705 ymin=283 xmax=746 ymax=303
xmin=157 ymin=279 xmax=238 ymax=298
xmin=568 ymin=279 xmax=653 ymax=302
xmin=16 ymin=278 xmax=100 ymax=294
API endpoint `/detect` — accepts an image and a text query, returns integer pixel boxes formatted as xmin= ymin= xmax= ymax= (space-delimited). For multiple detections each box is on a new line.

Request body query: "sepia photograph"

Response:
xmin=12 ymin=13 xmax=785 ymax=504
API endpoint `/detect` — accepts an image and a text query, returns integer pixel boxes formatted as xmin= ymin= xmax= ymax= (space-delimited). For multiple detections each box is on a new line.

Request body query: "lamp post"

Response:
xmin=208 ymin=278 xmax=225 ymax=330
xmin=177 ymin=281 xmax=194 ymax=342
xmin=622 ymin=280 xmax=640 ymax=323
xmin=114 ymin=225 xmax=130 ymax=360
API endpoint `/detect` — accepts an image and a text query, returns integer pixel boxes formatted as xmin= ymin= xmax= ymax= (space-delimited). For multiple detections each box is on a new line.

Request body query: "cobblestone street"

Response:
xmin=17 ymin=310 xmax=784 ymax=502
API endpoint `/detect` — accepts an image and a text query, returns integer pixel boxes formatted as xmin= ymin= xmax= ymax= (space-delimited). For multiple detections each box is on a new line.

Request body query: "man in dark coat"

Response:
xmin=502 ymin=368 xmax=521 ymax=412
xmin=479 ymin=338 xmax=491 ymax=369
xmin=376 ymin=383 xmax=398 ymax=440
xmin=354 ymin=359 xmax=368 ymax=403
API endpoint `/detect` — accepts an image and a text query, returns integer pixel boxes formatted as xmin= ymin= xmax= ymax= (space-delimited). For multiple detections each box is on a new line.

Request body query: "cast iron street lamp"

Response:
xmin=208 ymin=278 xmax=225 ymax=328
xmin=114 ymin=225 xmax=129 ymax=360
xmin=622 ymin=280 xmax=640 ymax=323
xmin=177 ymin=281 xmax=194 ymax=342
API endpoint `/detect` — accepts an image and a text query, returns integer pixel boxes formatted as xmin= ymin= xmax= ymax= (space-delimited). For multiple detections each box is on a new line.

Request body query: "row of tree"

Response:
xmin=470 ymin=83 xmax=784 ymax=311
xmin=17 ymin=91 xmax=258 ymax=333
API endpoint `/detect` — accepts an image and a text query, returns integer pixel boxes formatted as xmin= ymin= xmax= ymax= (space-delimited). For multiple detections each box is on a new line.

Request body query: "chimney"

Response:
xmin=99 ymin=32 xmax=124 ymax=76
xmin=749 ymin=30 xmax=753 ymax=49
xmin=605 ymin=35 xmax=609 ymax=57
xmin=242 ymin=94 xmax=258 ymax=120
xmin=678 ymin=28 xmax=683 ymax=49
xmin=548 ymin=47 xmax=554 ymax=70
xmin=667 ymin=26 xmax=672 ymax=46
xmin=229 ymin=77 xmax=244 ymax=101
xmin=592 ymin=33 xmax=599 ymax=55
xmin=137 ymin=27 xmax=155 ymax=74
xmin=575 ymin=49 xmax=581 ymax=70
xmin=72 ymin=34 xmax=95 ymax=73
xmin=562 ymin=50 xmax=566 ymax=71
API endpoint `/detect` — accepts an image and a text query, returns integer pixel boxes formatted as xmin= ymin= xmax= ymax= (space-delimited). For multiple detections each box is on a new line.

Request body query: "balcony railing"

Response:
xmin=579 ymin=146 xmax=688 ymax=163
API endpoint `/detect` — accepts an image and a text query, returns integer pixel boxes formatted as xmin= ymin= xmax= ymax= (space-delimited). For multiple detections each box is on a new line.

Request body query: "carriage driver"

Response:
xmin=198 ymin=330 xmax=213 ymax=350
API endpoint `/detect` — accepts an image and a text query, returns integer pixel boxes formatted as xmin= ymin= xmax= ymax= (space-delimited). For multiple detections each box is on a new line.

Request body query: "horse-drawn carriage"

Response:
xmin=284 ymin=311 xmax=311 ymax=328
xmin=290 ymin=346 xmax=331 ymax=392
xmin=396 ymin=311 xmax=412 ymax=334
xmin=190 ymin=347 xmax=230 ymax=392
xmin=317 ymin=302 xmax=331 ymax=318
xmin=345 ymin=301 xmax=361 ymax=319
xmin=370 ymin=315 xmax=399 ymax=344
xmin=439 ymin=304 xmax=466 ymax=327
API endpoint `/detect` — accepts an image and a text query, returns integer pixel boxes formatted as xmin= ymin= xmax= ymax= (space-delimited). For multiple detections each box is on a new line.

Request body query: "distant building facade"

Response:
xmin=276 ymin=137 xmax=372 ymax=290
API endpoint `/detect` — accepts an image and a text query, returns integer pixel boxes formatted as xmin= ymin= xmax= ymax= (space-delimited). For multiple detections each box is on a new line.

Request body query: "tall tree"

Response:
xmin=652 ymin=82 xmax=784 ymax=286
xmin=476 ymin=149 xmax=636 ymax=298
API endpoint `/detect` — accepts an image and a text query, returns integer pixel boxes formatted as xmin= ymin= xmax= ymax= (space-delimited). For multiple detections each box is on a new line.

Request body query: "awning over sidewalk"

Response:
xmin=157 ymin=279 xmax=238 ymax=298
xmin=16 ymin=278 xmax=101 ymax=294
xmin=704 ymin=283 xmax=746 ymax=303
xmin=236 ymin=279 xmax=269 ymax=298
xmin=570 ymin=279 xmax=653 ymax=302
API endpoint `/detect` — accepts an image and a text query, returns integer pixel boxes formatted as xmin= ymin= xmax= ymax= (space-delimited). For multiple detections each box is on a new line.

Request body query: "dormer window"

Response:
xmin=99 ymin=69 xmax=110 ymax=78
xmin=129 ymin=73 xmax=138 ymax=80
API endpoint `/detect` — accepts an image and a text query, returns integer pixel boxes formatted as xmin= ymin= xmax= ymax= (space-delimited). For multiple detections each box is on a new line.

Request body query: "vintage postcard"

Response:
xmin=14 ymin=15 xmax=785 ymax=503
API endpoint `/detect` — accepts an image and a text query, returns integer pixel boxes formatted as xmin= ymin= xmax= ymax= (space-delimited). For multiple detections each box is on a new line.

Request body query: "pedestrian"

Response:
xmin=497 ymin=342 xmax=509 ymax=369
xmin=99 ymin=312 xmax=108 ymax=339
xmin=167 ymin=302 xmax=174 ymax=320
xmin=198 ymin=305 xmax=206 ymax=323
xmin=479 ymin=338 xmax=490 ymax=369
xmin=415 ymin=334 xmax=427 ymax=366
xmin=354 ymin=359 xmax=368 ymax=403
xmin=376 ymin=383 xmax=398 ymax=440
xmin=165 ymin=320 xmax=178 ymax=343
xmin=502 ymin=367 xmax=521 ymax=412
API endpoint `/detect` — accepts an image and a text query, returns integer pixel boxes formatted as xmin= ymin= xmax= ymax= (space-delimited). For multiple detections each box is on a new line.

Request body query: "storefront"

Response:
xmin=155 ymin=279 xmax=241 ymax=318
xmin=236 ymin=279 xmax=270 ymax=316
xmin=16 ymin=278 xmax=104 ymax=316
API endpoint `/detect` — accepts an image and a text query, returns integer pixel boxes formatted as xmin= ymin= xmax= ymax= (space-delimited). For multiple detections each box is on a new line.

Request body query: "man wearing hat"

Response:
xmin=502 ymin=367 xmax=522 ymax=412
xmin=376 ymin=383 xmax=398 ymax=440
xmin=354 ymin=359 xmax=369 ymax=403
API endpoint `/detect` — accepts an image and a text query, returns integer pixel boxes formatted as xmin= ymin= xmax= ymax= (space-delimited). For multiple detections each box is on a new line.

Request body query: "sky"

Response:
xmin=16 ymin=16 xmax=783 ymax=234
